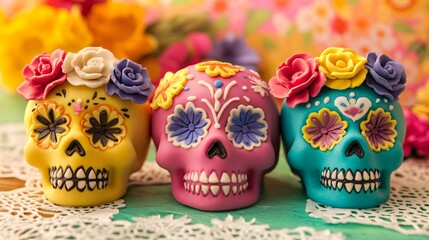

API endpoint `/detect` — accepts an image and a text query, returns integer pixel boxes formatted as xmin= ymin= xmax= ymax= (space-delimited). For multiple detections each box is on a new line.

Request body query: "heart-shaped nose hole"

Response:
xmin=345 ymin=140 xmax=364 ymax=158
xmin=207 ymin=140 xmax=227 ymax=159
xmin=66 ymin=139 xmax=86 ymax=157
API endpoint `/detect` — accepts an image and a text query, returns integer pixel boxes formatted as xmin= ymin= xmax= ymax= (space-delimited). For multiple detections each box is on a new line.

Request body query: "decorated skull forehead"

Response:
xmin=151 ymin=61 xmax=280 ymax=211
xmin=17 ymin=47 xmax=154 ymax=206
xmin=269 ymin=48 xmax=406 ymax=208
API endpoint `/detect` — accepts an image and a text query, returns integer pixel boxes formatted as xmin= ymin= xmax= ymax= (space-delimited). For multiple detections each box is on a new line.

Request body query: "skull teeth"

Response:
xmin=183 ymin=171 xmax=249 ymax=197
xmin=320 ymin=168 xmax=381 ymax=193
xmin=49 ymin=166 xmax=109 ymax=192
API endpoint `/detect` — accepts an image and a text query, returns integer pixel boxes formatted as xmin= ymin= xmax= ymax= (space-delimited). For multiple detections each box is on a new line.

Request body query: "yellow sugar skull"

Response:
xmin=18 ymin=47 xmax=154 ymax=206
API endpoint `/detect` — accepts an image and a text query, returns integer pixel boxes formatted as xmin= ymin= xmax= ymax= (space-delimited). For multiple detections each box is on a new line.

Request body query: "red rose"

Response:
xmin=17 ymin=49 xmax=67 ymax=100
xmin=269 ymin=53 xmax=326 ymax=108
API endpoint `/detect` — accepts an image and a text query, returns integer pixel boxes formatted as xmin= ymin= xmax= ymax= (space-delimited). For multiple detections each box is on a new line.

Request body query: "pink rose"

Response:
xmin=17 ymin=49 xmax=67 ymax=100
xmin=403 ymin=108 xmax=429 ymax=158
xmin=269 ymin=53 xmax=326 ymax=108
xmin=158 ymin=32 xmax=212 ymax=83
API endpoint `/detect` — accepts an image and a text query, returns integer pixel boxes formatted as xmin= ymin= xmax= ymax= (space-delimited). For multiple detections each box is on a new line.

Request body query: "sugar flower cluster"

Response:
xmin=269 ymin=47 xmax=407 ymax=108
xmin=17 ymin=47 xmax=154 ymax=104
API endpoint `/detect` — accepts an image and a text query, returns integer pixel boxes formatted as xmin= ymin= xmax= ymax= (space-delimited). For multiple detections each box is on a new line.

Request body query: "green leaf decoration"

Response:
xmin=303 ymin=31 xmax=313 ymax=46
xmin=262 ymin=37 xmax=277 ymax=50
xmin=245 ymin=10 xmax=271 ymax=35
xmin=394 ymin=21 xmax=415 ymax=34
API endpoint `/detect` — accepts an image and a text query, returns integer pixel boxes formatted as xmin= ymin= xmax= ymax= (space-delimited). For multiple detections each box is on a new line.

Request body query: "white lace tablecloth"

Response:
xmin=1 ymin=123 xmax=428 ymax=239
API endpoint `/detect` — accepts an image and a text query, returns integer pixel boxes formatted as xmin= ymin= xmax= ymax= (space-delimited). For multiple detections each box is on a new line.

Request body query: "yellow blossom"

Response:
xmin=0 ymin=6 xmax=58 ymax=94
xmin=316 ymin=47 xmax=368 ymax=90
xmin=52 ymin=6 xmax=93 ymax=52
xmin=412 ymin=80 xmax=429 ymax=119
xmin=86 ymin=1 xmax=157 ymax=60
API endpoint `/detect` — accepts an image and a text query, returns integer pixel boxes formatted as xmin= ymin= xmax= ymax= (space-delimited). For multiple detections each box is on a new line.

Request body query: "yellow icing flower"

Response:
xmin=150 ymin=69 xmax=189 ymax=110
xmin=52 ymin=6 xmax=93 ymax=52
xmin=0 ymin=6 xmax=58 ymax=94
xmin=195 ymin=61 xmax=243 ymax=78
xmin=30 ymin=102 xmax=71 ymax=149
xmin=86 ymin=1 xmax=157 ymax=60
xmin=302 ymin=108 xmax=348 ymax=151
xmin=316 ymin=47 xmax=368 ymax=90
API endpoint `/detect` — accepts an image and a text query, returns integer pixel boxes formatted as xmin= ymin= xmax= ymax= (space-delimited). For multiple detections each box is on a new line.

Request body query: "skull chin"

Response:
xmin=171 ymin=170 xmax=261 ymax=211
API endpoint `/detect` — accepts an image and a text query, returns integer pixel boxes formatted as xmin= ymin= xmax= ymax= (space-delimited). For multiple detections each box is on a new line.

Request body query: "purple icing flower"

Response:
xmin=360 ymin=108 xmax=397 ymax=152
xmin=303 ymin=109 xmax=347 ymax=151
xmin=365 ymin=52 xmax=406 ymax=100
xmin=208 ymin=34 xmax=260 ymax=70
xmin=105 ymin=59 xmax=154 ymax=104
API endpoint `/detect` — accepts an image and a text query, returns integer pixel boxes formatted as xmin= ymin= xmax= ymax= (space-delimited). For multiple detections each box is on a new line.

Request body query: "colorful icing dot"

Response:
xmin=376 ymin=98 xmax=381 ymax=103
xmin=315 ymin=101 xmax=320 ymax=107
xmin=243 ymin=96 xmax=250 ymax=102
xmin=389 ymin=105 xmax=394 ymax=110
xmin=306 ymin=103 xmax=312 ymax=108
xmin=384 ymin=98 xmax=388 ymax=103
xmin=349 ymin=92 xmax=355 ymax=98
xmin=186 ymin=74 xmax=194 ymax=80
xmin=242 ymin=75 xmax=248 ymax=79
xmin=242 ymin=86 xmax=248 ymax=91
xmin=324 ymin=97 xmax=330 ymax=104
xmin=184 ymin=86 xmax=190 ymax=91
xmin=214 ymin=80 xmax=223 ymax=88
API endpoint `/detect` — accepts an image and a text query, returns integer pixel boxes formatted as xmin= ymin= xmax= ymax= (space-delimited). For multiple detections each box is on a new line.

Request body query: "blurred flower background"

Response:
xmin=1 ymin=0 xmax=429 ymax=156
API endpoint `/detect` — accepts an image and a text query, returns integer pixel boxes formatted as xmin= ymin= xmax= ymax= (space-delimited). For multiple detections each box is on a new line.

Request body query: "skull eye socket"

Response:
xmin=225 ymin=105 xmax=268 ymax=150
xmin=31 ymin=102 xmax=71 ymax=149
xmin=360 ymin=108 xmax=397 ymax=151
xmin=302 ymin=108 xmax=348 ymax=151
xmin=82 ymin=105 xmax=127 ymax=150
xmin=166 ymin=102 xmax=211 ymax=149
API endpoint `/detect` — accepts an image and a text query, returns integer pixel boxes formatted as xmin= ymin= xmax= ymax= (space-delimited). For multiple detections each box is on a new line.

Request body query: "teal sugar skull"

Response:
xmin=269 ymin=48 xmax=406 ymax=208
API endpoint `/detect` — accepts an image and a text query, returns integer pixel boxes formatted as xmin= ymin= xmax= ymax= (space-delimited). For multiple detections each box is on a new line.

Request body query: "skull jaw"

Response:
xmin=303 ymin=173 xmax=393 ymax=209
xmin=41 ymin=173 xmax=130 ymax=206
xmin=170 ymin=174 xmax=262 ymax=211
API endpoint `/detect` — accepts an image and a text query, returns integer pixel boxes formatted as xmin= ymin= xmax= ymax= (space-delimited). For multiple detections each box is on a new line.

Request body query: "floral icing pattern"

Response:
xmin=360 ymin=108 xmax=397 ymax=152
xmin=150 ymin=68 xmax=189 ymax=110
xmin=30 ymin=102 xmax=71 ymax=149
xmin=249 ymin=75 xmax=269 ymax=97
xmin=316 ymin=48 xmax=368 ymax=90
xmin=226 ymin=105 xmax=268 ymax=150
xmin=17 ymin=49 xmax=67 ymax=101
xmin=195 ymin=60 xmax=242 ymax=78
xmin=82 ymin=105 xmax=126 ymax=150
xmin=105 ymin=59 xmax=154 ymax=104
xmin=166 ymin=102 xmax=211 ymax=149
xmin=62 ymin=47 xmax=117 ymax=88
xmin=302 ymin=108 xmax=348 ymax=151
xmin=365 ymin=52 xmax=406 ymax=101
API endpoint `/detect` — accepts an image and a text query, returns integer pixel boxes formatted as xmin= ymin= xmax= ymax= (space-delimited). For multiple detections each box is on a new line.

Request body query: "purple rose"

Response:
xmin=105 ymin=59 xmax=154 ymax=104
xmin=365 ymin=52 xmax=406 ymax=100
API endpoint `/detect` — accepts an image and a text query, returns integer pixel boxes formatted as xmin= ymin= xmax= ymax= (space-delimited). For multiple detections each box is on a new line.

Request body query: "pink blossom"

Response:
xmin=44 ymin=0 xmax=106 ymax=16
xmin=159 ymin=32 xmax=212 ymax=80
xmin=403 ymin=108 xmax=429 ymax=157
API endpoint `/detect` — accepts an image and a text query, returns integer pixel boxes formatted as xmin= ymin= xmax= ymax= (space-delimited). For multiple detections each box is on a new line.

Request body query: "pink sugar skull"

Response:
xmin=151 ymin=61 xmax=280 ymax=211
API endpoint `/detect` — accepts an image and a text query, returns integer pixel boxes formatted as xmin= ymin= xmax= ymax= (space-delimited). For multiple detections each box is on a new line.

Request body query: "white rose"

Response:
xmin=62 ymin=47 xmax=117 ymax=88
